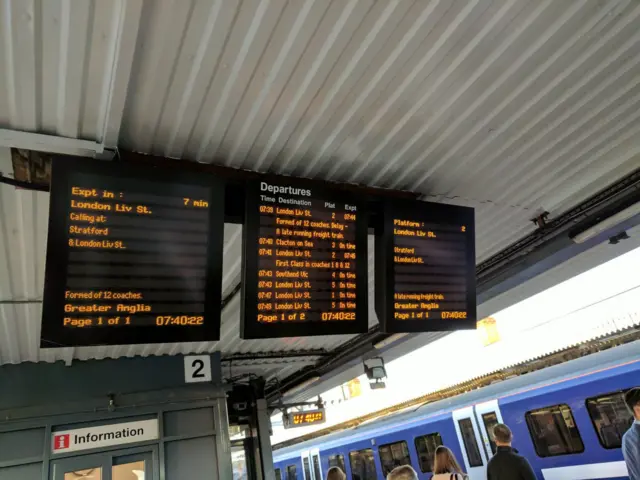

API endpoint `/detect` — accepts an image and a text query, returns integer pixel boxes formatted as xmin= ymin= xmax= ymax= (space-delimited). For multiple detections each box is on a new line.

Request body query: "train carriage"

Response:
xmin=274 ymin=340 xmax=639 ymax=480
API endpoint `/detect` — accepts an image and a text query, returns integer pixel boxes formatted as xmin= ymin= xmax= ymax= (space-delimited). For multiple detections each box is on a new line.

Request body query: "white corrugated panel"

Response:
xmin=117 ymin=0 xmax=640 ymax=262
xmin=1 ymin=1 xmax=640 ymax=381
xmin=0 ymin=0 xmax=143 ymax=145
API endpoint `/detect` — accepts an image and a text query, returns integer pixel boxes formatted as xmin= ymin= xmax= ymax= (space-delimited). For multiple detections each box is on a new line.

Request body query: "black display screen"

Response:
xmin=376 ymin=200 xmax=476 ymax=333
xmin=41 ymin=158 xmax=224 ymax=347
xmin=241 ymin=180 xmax=368 ymax=339
xmin=284 ymin=409 xmax=326 ymax=429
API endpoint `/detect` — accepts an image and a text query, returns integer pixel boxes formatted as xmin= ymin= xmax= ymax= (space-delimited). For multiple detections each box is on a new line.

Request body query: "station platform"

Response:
xmin=1 ymin=1 xmax=640 ymax=479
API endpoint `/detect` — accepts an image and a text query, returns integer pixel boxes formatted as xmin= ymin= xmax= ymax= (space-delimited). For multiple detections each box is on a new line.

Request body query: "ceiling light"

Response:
xmin=571 ymin=202 xmax=640 ymax=244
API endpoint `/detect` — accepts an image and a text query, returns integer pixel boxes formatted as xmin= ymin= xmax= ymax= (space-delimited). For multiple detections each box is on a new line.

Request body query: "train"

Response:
xmin=273 ymin=339 xmax=640 ymax=480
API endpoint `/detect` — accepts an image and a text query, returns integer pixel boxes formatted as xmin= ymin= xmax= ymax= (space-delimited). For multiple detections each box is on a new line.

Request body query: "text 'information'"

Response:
xmin=241 ymin=181 xmax=368 ymax=338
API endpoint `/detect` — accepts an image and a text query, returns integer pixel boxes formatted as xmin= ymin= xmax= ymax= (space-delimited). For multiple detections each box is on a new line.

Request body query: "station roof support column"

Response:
xmin=250 ymin=394 xmax=276 ymax=480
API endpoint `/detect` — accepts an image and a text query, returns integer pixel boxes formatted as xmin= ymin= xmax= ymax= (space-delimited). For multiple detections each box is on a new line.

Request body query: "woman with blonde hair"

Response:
xmin=431 ymin=446 xmax=468 ymax=480
xmin=326 ymin=466 xmax=346 ymax=480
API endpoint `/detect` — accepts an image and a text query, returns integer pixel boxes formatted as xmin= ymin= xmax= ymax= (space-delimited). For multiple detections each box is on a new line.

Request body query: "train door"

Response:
xmin=300 ymin=451 xmax=313 ymax=480
xmin=310 ymin=448 xmax=323 ymax=480
xmin=474 ymin=399 xmax=504 ymax=460
xmin=452 ymin=407 xmax=489 ymax=479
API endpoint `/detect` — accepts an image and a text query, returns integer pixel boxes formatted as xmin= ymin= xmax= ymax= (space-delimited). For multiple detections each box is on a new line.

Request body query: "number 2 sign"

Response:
xmin=184 ymin=355 xmax=212 ymax=383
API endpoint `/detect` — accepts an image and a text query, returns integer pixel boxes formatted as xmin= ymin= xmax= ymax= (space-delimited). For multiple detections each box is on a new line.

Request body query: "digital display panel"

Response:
xmin=376 ymin=200 xmax=476 ymax=333
xmin=284 ymin=409 xmax=326 ymax=429
xmin=41 ymin=158 xmax=224 ymax=347
xmin=241 ymin=180 xmax=368 ymax=339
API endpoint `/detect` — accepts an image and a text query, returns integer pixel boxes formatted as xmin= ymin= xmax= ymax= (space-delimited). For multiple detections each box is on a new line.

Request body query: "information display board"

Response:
xmin=241 ymin=180 xmax=368 ymax=339
xmin=41 ymin=158 xmax=225 ymax=347
xmin=283 ymin=409 xmax=326 ymax=429
xmin=375 ymin=200 xmax=476 ymax=333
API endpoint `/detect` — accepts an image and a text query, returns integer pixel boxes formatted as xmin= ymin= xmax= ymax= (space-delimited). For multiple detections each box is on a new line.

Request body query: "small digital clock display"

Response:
xmin=284 ymin=408 xmax=326 ymax=429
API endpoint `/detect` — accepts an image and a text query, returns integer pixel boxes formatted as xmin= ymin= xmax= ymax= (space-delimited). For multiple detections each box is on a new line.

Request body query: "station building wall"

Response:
xmin=0 ymin=353 xmax=232 ymax=480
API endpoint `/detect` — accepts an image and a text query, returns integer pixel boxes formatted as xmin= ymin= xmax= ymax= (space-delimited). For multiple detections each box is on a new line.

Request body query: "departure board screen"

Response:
xmin=241 ymin=180 xmax=368 ymax=339
xmin=41 ymin=158 xmax=224 ymax=347
xmin=375 ymin=200 xmax=476 ymax=333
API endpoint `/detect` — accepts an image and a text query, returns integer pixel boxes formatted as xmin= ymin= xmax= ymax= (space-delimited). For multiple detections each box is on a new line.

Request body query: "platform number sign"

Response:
xmin=184 ymin=355 xmax=212 ymax=383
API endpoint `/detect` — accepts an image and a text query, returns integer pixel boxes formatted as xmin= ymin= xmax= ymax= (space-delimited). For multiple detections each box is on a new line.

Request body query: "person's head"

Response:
xmin=326 ymin=466 xmax=346 ymax=480
xmin=386 ymin=465 xmax=419 ymax=480
xmin=625 ymin=388 xmax=640 ymax=420
xmin=493 ymin=423 xmax=513 ymax=447
xmin=433 ymin=446 xmax=463 ymax=474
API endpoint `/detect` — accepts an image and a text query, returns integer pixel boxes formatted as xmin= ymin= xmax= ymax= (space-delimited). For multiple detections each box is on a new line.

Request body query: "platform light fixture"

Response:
xmin=571 ymin=201 xmax=640 ymax=244
xmin=0 ymin=129 xmax=105 ymax=157
xmin=364 ymin=357 xmax=387 ymax=390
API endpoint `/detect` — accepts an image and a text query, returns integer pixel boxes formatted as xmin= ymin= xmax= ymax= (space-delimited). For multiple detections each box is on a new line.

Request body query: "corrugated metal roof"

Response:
xmin=2 ymin=0 xmax=640 ymax=381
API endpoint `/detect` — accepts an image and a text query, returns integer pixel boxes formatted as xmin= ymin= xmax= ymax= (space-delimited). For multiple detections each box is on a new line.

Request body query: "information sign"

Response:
xmin=283 ymin=409 xmax=326 ymax=429
xmin=41 ymin=158 xmax=224 ymax=347
xmin=376 ymin=200 xmax=476 ymax=333
xmin=241 ymin=180 xmax=368 ymax=338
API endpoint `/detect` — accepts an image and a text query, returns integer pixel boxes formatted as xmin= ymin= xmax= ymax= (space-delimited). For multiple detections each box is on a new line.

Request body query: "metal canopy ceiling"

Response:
xmin=2 ymin=0 xmax=640 ymax=386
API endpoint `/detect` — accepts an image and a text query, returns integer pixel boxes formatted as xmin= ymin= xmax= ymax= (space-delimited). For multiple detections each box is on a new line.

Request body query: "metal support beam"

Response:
xmin=0 ymin=129 xmax=104 ymax=157
xmin=254 ymin=398 xmax=275 ymax=480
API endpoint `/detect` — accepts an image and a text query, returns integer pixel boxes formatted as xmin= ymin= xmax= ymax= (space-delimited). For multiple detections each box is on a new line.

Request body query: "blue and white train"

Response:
xmin=273 ymin=340 xmax=640 ymax=480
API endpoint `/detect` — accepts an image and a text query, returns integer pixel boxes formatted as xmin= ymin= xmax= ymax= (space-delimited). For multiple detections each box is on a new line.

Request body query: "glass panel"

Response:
xmin=378 ymin=441 xmax=411 ymax=476
xmin=482 ymin=412 xmax=499 ymax=455
xmin=525 ymin=404 xmax=584 ymax=457
xmin=586 ymin=390 xmax=635 ymax=449
xmin=312 ymin=455 xmax=322 ymax=480
xmin=232 ymin=445 xmax=248 ymax=480
xmin=414 ymin=433 xmax=443 ymax=473
xmin=349 ymin=449 xmax=377 ymax=480
xmin=328 ymin=454 xmax=346 ymax=473
xmin=229 ymin=424 xmax=250 ymax=441
xmin=64 ymin=468 xmax=102 ymax=480
xmin=458 ymin=418 xmax=483 ymax=467
xmin=286 ymin=465 xmax=298 ymax=480
xmin=112 ymin=461 xmax=145 ymax=480
xmin=302 ymin=457 xmax=311 ymax=480
xmin=275 ymin=468 xmax=282 ymax=480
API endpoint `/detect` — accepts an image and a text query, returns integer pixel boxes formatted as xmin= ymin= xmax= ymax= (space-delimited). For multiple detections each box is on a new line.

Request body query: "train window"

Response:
xmin=525 ymin=404 xmax=584 ymax=457
xmin=414 ymin=433 xmax=443 ymax=472
xmin=586 ymin=390 xmax=635 ymax=449
xmin=312 ymin=454 xmax=322 ymax=480
xmin=286 ymin=465 xmax=298 ymax=480
xmin=482 ymin=412 xmax=499 ymax=455
xmin=378 ymin=440 xmax=412 ymax=476
xmin=349 ymin=448 xmax=377 ymax=480
xmin=458 ymin=418 xmax=484 ymax=467
xmin=303 ymin=457 xmax=311 ymax=480
xmin=329 ymin=454 xmax=346 ymax=473
xmin=275 ymin=468 xmax=282 ymax=480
